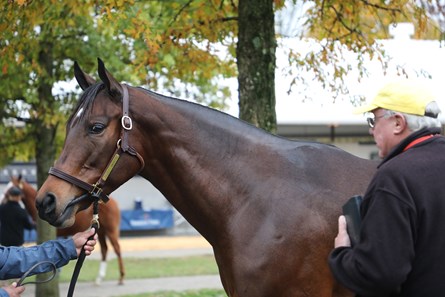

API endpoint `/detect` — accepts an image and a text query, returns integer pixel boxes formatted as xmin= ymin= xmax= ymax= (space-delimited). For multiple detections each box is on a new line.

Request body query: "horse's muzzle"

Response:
xmin=36 ymin=192 xmax=80 ymax=227
xmin=36 ymin=192 xmax=58 ymax=224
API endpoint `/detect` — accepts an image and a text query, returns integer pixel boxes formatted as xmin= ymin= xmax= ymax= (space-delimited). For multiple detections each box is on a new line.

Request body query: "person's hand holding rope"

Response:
xmin=73 ymin=228 xmax=97 ymax=256
xmin=2 ymin=282 xmax=25 ymax=297
xmin=0 ymin=228 xmax=98 ymax=297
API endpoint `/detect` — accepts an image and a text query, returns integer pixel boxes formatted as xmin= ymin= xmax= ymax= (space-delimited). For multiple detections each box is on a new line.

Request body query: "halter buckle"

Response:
xmin=90 ymin=184 xmax=103 ymax=199
xmin=121 ymin=115 xmax=132 ymax=130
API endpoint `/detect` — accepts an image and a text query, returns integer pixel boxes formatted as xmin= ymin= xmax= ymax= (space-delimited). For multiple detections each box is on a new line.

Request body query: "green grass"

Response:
xmin=20 ymin=255 xmax=225 ymax=297
xmin=119 ymin=289 xmax=227 ymax=297
xmin=59 ymin=255 xmax=219 ymax=282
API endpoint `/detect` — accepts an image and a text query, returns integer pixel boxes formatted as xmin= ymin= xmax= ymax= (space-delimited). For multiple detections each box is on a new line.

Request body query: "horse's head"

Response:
xmin=36 ymin=59 xmax=144 ymax=228
xmin=2 ymin=179 xmax=21 ymax=205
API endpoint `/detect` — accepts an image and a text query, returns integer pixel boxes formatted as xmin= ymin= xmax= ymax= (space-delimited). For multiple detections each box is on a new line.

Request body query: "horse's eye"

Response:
xmin=88 ymin=123 xmax=105 ymax=134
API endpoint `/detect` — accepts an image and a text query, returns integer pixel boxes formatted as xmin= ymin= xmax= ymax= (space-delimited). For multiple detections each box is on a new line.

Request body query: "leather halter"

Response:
xmin=48 ymin=84 xmax=145 ymax=205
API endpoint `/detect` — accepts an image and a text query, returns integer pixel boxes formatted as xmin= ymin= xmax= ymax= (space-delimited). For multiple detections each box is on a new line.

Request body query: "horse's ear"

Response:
xmin=97 ymin=58 xmax=123 ymax=101
xmin=74 ymin=61 xmax=96 ymax=90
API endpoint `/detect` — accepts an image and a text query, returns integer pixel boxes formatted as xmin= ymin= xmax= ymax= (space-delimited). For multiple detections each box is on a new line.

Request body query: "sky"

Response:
xmin=226 ymin=23 xmax=445 ymax=125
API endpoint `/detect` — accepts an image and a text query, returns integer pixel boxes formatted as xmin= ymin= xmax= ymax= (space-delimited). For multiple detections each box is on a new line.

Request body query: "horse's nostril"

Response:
xmin=36 ymin=192 xmax=57 ymax=219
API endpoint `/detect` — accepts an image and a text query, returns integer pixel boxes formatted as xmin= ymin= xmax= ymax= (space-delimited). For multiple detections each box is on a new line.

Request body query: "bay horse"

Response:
xmin=8 ymin=175 xmax=125 ymax=285
xmin=35 ymin=59 xmax=377 ymax=297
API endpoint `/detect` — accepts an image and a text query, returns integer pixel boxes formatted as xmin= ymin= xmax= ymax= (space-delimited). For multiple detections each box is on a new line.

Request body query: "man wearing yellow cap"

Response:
xmin=328 ymin=80 xmax=444 ymax=297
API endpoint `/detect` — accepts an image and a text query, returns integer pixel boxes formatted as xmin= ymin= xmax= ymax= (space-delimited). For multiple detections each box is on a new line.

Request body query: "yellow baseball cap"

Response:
xmin=354 ymin=80 xmax=437 ymax=117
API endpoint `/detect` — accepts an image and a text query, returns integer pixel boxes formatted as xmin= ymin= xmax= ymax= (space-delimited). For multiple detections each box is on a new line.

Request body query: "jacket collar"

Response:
xmin=378 ymin=127 xmax=442 ymax=168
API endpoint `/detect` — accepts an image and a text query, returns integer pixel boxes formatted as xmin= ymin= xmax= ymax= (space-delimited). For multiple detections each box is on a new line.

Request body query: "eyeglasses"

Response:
xmin=366 ymin=114 xmax=386 ymax=128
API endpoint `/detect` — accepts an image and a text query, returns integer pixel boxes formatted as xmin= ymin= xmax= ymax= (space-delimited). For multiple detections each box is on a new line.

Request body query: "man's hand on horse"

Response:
xmin=334 ymin=215 xmax=351 ymax=248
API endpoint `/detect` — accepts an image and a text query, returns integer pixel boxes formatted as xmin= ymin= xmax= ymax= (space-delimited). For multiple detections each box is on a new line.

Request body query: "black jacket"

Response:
xmin=0 ymin=200 xmax=34 ymax=246
xmin=329 ymin=127 xmax=445 ymax=297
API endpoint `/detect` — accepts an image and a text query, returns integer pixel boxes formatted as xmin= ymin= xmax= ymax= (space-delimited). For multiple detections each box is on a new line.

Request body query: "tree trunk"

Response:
xmin=35 ymin=122 xmax=59 ymax=297
xmin=237 ymin=0 xmax=277 ymax=133
xmin=34 ymin=41 xmax=60 ymax=297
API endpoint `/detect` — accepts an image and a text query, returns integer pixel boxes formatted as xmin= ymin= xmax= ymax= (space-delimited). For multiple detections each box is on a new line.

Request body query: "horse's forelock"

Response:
xmin=67 ymin=83 xmax=105 ymax=128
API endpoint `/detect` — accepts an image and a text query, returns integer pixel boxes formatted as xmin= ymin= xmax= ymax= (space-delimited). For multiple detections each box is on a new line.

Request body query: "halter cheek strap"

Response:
xmin=117 ymin=85 xmax=145 ymax=172
xmin=48 ymin=84 xmax=144 ymax=204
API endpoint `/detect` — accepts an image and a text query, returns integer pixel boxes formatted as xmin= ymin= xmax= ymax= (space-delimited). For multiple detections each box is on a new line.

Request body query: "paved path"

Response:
xmin=20 ymin=236 xmax=224 ymax=297
xmin=22 ymin=275 xmax=223 ymax=297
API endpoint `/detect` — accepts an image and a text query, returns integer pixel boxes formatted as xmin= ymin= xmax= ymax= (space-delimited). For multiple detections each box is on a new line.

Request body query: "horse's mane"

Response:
xmin=66 ymin=83 xmax=327 ymax=148
xmin=69 ymin=82 xmax=255 ymax=133
xmin=136 ymin=86 xmax=268 ymax=135
xmin=135 ymin=86 xmax=329 ymax=149
xmin=137 ymin=86 xmax=236 ymax=119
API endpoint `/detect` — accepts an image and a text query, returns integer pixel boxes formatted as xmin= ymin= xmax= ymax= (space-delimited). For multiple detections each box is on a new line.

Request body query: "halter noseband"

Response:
xmin=48 ymin=84 xmax=145 ymax=205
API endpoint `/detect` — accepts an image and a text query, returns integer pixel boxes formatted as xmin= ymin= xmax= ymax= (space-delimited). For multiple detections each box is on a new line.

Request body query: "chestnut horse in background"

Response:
xmin=35 ymin=59 xmax=377 ymax=297
xmin=9 ymin=175 xmax=125 ymax=285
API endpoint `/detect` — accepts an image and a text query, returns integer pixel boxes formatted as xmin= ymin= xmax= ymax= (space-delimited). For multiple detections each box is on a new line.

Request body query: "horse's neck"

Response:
xmin=133 ymin=91 xmax=277 ymax=240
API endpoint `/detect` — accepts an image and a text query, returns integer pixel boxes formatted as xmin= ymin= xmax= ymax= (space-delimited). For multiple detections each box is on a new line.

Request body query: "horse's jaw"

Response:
xmin=53 ymin=208 xmax=77 ymax=228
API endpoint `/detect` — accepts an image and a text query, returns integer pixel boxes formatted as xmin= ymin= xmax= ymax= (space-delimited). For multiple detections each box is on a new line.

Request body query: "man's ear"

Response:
xmin=393 ymin=114 xmax=408 ymax=134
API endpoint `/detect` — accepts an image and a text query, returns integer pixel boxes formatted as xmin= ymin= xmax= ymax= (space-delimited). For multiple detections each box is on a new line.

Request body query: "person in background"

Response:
xmin=0 ymin=227 xmax=97 ymax=297
xmin=0 ymin=186 xmax=35 ymax=247
xmin=329 ymin=80 xmax=445 ymax=296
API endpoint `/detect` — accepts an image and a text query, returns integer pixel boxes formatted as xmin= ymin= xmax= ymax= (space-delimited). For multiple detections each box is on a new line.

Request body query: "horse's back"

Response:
xmin=263 ymin=137 xmax=375 ymax=194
